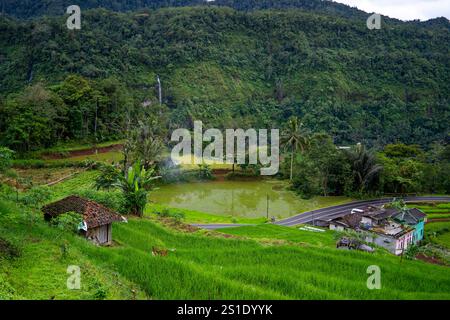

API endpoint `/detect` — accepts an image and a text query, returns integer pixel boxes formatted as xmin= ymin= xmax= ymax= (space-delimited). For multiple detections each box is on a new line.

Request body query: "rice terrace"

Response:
xmin=0 ymin=0 xmax=449 ymax=310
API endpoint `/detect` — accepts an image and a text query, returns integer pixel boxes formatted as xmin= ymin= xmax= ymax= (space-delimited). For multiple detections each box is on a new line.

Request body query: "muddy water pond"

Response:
xmin=151 ymin=180 xmax=350 ymax=219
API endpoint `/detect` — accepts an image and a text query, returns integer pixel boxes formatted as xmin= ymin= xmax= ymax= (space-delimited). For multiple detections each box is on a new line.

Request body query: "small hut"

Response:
xmin=42 ymin=195 xmax=127 ymax=245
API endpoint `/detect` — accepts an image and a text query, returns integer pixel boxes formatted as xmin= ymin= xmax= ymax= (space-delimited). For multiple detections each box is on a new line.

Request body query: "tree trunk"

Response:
xmin=290 ymin=148 xmax=294 ymax=181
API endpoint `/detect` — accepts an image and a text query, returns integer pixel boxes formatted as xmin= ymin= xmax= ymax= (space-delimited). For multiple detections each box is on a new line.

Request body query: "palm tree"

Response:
xmin=132 ymin=121 xmax=165 ymax=169
xmin=121 ymin=120 xmax=165 ymax=173
xmin=346 ymin=144 xmax=383 ymax=194
xmin=281 ymin=117 xmax=310 ymax=180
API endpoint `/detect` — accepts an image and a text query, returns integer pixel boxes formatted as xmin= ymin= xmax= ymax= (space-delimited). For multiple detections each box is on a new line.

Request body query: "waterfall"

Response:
xmin=157 ymin=75 xmax=162 ymax=105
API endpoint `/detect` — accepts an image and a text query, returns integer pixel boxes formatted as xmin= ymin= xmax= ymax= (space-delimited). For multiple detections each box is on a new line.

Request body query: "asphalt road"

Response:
xmin=192 ymin=196 xmax=450 ymax=230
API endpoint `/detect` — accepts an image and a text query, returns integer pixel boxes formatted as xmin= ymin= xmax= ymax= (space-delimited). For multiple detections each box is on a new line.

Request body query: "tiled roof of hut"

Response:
xmin=42 ymin=195 xmax=126 ymax=229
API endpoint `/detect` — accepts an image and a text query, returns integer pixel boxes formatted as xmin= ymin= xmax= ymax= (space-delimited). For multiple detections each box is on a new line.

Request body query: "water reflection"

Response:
xmin=151 ymin=180 xmax=319 ymax=218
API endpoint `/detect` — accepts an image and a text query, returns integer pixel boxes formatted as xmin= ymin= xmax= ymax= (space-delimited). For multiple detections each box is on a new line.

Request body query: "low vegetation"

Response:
xmin=1 ymin=196 xmax=450 ymax=300
xmin=0 ymin=2 xmax=449 ymax=300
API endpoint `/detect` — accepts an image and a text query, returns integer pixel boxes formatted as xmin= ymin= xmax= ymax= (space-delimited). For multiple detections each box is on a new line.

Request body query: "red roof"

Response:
xmin=42 ymin=195 xmax=125 ymax=229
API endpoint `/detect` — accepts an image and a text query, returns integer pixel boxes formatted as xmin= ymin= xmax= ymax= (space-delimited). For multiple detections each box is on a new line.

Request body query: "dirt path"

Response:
xmin=42 ymin=144 xmax=123 ymax=159
xmin=416 ymin=253 xmax=447 ymax=266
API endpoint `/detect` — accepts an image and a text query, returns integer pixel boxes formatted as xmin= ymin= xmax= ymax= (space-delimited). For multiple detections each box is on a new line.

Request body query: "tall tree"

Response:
xmin=281 ymin=117 xmax=309 ymax=181
xmin=346 ymin=144 xmax=382 ymax=194
xmin=122 ymin=120 xmax=165 ymax=170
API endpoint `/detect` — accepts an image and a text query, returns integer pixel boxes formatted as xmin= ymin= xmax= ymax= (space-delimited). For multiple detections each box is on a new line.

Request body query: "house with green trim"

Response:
xmin=391 ymin=208 xmax=427 ymax=244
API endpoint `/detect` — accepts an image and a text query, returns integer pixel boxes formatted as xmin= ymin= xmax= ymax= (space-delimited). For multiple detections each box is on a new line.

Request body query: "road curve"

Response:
xmin=275 ymin=196 xmax=450 ymax=226
xmin=192 ymin=196 xmax=450 ymax=230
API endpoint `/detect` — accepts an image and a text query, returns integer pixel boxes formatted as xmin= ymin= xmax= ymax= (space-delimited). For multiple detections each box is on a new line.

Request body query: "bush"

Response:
xmin=197 ymin=164 xmax=213 ymax=180
xmin=75 ymin=189 xmax=126 ymax=214
xmin=291 ymin=174 xmax=319 ymax=199
xmin=0 ymin=147 xmax=14 ymax=173
xmin=50 ymin=212 xmax=83 ymax=233
xmin=405 ymin=244 xmax=420 ymax=260
xmin=225 ymin=171 xmax=259 ymax=180
xmin=20 ymin=186 xmax=52 ymax=209
xmin=154 ymin=207 xmax=185 ymax=221
xmin=160 ymin=168 xmax=195 ymax=183
xmin=94 ymin=163 xmax=121 ymax=190
xmin=92 ymin=282 xmax=108 ymax=300
xmin=0 ymin=184 xmax=15 ymax=201
xmin=160 ymin=167 xmax=217 ymax=184
xmin=0 ymin=237 xmax=20 ymax=259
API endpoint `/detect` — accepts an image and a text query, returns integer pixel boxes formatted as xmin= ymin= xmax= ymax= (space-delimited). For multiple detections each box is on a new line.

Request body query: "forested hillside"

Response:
xmin=0 ymin=2 xmax=449 ymax=151
xmin=2 ymin=0 xmax=366 ymax=19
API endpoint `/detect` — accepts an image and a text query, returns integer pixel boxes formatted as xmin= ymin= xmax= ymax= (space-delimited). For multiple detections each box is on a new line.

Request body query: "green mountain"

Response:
xmin=0 ymin=2 xmax=449 ymax=149
xmin=2 ymin=0 xmax=366 ymax=19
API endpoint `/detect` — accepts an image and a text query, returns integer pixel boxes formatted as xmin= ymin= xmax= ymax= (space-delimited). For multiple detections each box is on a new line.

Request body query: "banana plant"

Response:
xmin=114 ymin=161 xmax=161 ymax=216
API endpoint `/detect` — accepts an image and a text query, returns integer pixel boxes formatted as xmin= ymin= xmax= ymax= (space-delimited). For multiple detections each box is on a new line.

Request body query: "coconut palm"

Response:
xmin=346 ymin=144 xmax=383 ymax=194
xmin=281 ymin=117 xmax=310 ymax=180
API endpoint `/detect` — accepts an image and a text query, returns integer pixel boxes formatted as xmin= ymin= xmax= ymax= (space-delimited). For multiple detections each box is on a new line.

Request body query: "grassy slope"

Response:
xmin=0 ymin=200 xmax=148 ymax=300
xmin=425 ymin=222 xmax=450 ymax=249
xmin=2 ymin=173 xmax=449 ymax=299
xmin=1 ymin=197 xmax=450 ymax=299
xmin=217 ymin=224 xmax=336 ymax=247
xmin=48 ymin=171 xmax=100 ymax=200
xmin=410 ymin=203 xmax=450 ymax=249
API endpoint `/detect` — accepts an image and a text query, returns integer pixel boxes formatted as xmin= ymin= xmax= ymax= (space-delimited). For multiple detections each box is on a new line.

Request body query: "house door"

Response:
xmin=99 ymin=225 xmax=108 ymax=244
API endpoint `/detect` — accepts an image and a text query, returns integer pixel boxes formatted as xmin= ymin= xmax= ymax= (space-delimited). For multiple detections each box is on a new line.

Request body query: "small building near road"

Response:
xmin=365 ymin=220 xmax=415 ymax=255
xmin=391 ymin=208 xmax=427 ymax=243
xmin=321 ymin=206 xmax=426 ymax=255
xmin=42 ymin=195 xmax=127 ymax=245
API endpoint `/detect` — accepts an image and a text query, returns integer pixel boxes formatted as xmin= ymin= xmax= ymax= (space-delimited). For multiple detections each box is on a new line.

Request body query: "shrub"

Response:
xmin=0 ymin=147 xmax=14 ymax=173
xmin=156 ymin=208 xmax=171 ymax=217
xmin=0 ymin=184 xmax=15 ymax=201
xmin=93 ymin=284 xmax=108 ymax=300
xmin=75 ymin=189 xmax=126 ymax=214
xmin=21 ymin=186 xmax=52 ymax=209
xmin=405 ymin=244 xmax=420 ymax=260
xmin=171 ymin=211 xmax=185 ymax=221
xmin=197 ymin=164 xmax=213 ymax=180
xmin=154 ymin=207 xmax=185 ymax=221
xmin=50 ymin=212 xmax=83 ymax=233
xmin=0 ymin=237 xmax=20 ymax=259
xmin=225 ymin=171 xmax=259 ymax=180
xmin=94 ymin=163 xmax=121 ymax=190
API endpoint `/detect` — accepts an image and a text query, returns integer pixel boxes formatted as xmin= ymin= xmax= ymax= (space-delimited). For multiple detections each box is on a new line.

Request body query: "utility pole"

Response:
xmin=231 ymin=189 xmax=234 ymax=216
xmin=266 ymin=194 xmax=269 ymax=220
